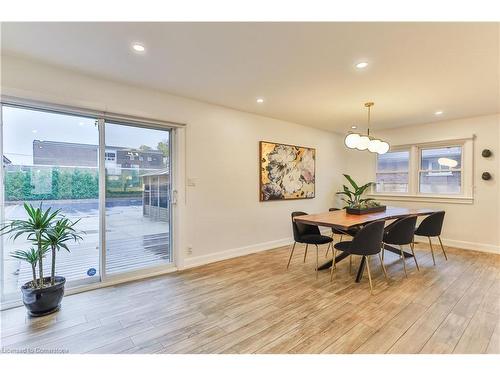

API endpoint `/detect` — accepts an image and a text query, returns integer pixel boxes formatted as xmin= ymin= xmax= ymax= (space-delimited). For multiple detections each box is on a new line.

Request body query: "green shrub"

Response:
xmin=4 ymin=166 xmax=152 ymax=202
xmin=4 ymin=167 xmax=100 ymax=201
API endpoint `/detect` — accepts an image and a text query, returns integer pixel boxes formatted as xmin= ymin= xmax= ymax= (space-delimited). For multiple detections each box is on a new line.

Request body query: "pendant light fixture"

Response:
xmin=344 ymin=102 xmax=390 ymax=154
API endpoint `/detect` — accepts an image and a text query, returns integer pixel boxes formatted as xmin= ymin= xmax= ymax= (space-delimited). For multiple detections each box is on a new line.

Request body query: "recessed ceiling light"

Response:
xmin=256 ymin=98 xmax=264 ymax=103
xmin=132 ymin=43 xmax=145 ymax=53
xmin=351 ymin=125 xmax=357 ymax=129
xmin=435 ymin=111 xmax=443 ymax=115
xmin=355 ymin=62 xmax=369 ymax=69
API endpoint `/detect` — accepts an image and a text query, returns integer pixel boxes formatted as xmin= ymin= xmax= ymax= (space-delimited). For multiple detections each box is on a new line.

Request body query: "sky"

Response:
xmin=2 ymin=106 xmax=169 ymax=165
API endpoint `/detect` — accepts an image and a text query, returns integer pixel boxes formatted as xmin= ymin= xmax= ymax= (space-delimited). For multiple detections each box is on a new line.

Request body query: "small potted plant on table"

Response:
xmin=336 ymin=174 xmax=386 ymax=215
xmin=1 ymin=203 xmax=83 ymax=316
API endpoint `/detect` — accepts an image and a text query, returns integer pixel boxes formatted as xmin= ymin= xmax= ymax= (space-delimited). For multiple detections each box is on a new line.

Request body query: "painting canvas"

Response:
xmin=259 ymin=141 xmax=316 ymax=201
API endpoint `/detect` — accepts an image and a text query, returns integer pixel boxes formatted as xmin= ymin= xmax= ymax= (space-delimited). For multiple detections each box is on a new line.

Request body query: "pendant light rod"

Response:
xmin=364 ymin=102 xmax=374 ymax=136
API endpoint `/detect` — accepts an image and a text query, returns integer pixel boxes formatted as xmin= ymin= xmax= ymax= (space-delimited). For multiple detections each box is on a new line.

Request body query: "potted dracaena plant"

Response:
xmin=0 ymin=203 xmax=83 ymax=316
xmin=336 ymin=174 xmax=386 ymax=215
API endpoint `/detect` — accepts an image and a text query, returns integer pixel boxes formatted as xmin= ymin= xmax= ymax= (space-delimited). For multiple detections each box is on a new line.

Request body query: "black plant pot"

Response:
xmin=21 ymin=276 xmax=65 ymax=317
xmin=346 ymin=205 xmax=387 ymax=215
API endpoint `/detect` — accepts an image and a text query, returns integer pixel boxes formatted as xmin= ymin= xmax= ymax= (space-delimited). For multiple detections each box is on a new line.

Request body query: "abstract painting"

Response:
xmin=259 ymin=141 xmax=315 ymax=201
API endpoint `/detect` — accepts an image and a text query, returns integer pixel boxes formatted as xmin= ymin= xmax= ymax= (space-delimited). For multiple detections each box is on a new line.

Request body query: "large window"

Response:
xmin=1 ymin=106 xmax=100 ymax=301
xmin=1 ymin=104 xmax=175 ymax=305
xmin=373 ymin=141 xmax=471 ymax=199
xmin=376 ymin=150 xmax=410 ymax=193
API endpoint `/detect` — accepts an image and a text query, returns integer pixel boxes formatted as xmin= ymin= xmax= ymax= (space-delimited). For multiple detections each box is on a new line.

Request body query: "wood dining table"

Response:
xmin=293 ymin=206 xmax=437 ymax=282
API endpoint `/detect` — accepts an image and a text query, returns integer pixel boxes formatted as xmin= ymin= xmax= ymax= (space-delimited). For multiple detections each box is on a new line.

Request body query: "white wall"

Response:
xmin=345 ymin=115 xmax=500 ymax=253
xmin=0 ymin=55 xmax=348 ymax=268
xmin=2 ymin=54 xmax=497 ymax=264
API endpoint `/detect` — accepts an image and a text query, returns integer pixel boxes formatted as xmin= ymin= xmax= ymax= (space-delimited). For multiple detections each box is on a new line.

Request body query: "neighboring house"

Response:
xmin=32 ymin=140 xmax=165 ymax=171
xmin=33 ymin=140 xmax=98 ymax=167
xmin=115 ymin=148 xmax=164 ymax=169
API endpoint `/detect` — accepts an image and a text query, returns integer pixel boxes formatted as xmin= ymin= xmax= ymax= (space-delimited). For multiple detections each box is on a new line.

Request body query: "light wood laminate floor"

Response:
xmin=1 ymin=242 xmax=499 ymax=354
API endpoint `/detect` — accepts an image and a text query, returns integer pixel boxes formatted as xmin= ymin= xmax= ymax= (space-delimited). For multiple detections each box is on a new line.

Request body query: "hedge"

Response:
xmin=4 ymin=167 xmax=142 ymax=201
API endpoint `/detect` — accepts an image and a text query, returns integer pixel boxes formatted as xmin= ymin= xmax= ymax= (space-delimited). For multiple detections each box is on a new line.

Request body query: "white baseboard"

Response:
xmin=182 ymin=229 xmax=334 ymax=270
xmin=183 ymin=230 xmax=500 ymax=269
xmin=182 ymin=236 xmax=295 ymax=269
xmin=183 ymin=232 xmax=499 ymax=271
xmin=415 ymin=236 xmax=500 ymax=254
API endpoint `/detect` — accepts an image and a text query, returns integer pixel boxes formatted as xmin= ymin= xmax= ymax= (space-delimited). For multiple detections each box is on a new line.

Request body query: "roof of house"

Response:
xmin=32 ymin=140 xmax=164 ymax=154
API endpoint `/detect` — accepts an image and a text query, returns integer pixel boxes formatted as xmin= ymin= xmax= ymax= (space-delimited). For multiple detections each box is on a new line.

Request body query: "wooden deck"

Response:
xmin=107 ymin=233 xmax=170 ymax=274
xmin=1 ymin=241 xmax=499 ymax=354
xmin=15 ymin=233 xmax=170 ymax=287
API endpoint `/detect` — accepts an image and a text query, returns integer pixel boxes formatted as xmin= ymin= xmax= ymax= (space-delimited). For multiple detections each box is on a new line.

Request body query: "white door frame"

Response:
xmin=0 ymin=99 xmax=186 ymax=309
xmin=99 ymin=120 xmax=178 ymax=282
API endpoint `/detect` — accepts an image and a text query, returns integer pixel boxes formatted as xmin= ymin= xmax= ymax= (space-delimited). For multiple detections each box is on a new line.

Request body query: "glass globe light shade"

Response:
xmin=356 ymin=135 xmax=370 ymax=150
xmin=368 ymin=139 xmax=381 ymax=153
xmin=377 ymin=141 xmax=390 ymax=154
xmin=344 ymin=133 xmax=360 ymax=149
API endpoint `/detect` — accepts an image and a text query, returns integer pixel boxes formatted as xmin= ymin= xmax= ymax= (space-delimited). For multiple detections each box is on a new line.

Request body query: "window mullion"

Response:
xmin=0 ymin=104 xmax=5 ymax=300
xmin=98 ymin=118 xmax=106 ymax=282
xmin=410 ymin=145 xmax=419 ymax=195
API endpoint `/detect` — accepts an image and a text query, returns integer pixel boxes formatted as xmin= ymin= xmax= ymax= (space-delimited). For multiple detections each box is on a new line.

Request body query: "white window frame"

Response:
xmin=369 ymin=138 xmax=474 ymax=204
xmin=0 ymin=97 xmax=186 ymax=309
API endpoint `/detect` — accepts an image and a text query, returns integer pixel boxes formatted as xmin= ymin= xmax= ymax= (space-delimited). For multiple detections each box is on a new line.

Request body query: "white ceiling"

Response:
xmin=1 ymin=22 xmax=499 ymax=133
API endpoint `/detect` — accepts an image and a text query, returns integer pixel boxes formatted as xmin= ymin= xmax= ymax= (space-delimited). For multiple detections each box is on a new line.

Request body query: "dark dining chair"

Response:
xmin=330 ymin=220 xmax=387 ymax=294
xmin=382 ymin=215 xmax=419 ymax=277
xmin=414 ymin=211 xmax=447 ymax=265
xmin=288 ymin=211 xmax=334 ymax=279
xmin=325 ymin=208 xmax=361 ymax=258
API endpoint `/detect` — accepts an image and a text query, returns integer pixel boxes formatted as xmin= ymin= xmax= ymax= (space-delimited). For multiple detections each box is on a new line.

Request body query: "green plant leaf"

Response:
xmin=343 ymin=174 xmax=359 ymax=191
xmin=10 ymin=247 xmax=47 ymax=264
xmin=355 ymin=182 xmax=375 ymax=196
xmin=2 ymin=202 xmax=84 ymax=284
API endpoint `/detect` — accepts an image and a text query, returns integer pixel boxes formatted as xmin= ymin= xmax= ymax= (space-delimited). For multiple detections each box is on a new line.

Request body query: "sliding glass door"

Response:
xmin=1 ymin=104 xmax=174 ymax=304
xmin=104 ymin=123 xmax=172 ymax=275
xmin=1 ymin=106 xmax=100 ymax=302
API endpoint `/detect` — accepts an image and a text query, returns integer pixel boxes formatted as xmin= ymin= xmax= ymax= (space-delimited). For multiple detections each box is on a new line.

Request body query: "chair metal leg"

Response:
xmin=399 ymin=245 xmax=408 ymax=278
xmin=325 ymin=241 xmax=331 ymax=258
xmin=378 ymin=252 xmax=388 ymax=280
xmin=315 ymin=245 xmax=319 ymax=279
xmin=365 ymin=256 xmax=374 ymax=294
xmin=410 ymin=241 xmax=420 ymax=271
xmin=286 ymin=242 xmax=297 ymax=269
xmin=428 ymin=237 xmax=436 ymax=265
xmin=303 ymin=244 xmax=309 ymax=263
xmin=339 ymin=235 xmax=343 ymax=242
xmin=438 ymin=236 xmax=448 ymax=261
xmin=330 ymin=247 xmax=337 ymax=281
